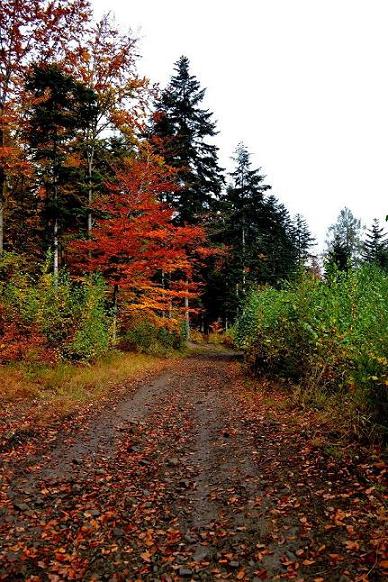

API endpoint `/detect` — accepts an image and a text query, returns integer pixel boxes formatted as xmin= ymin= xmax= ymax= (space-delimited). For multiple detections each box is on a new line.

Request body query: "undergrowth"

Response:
xmin=234 ymin=265 xmax=388 ymax=441
xmin=0 ymin=253 xmax=187 ymax=364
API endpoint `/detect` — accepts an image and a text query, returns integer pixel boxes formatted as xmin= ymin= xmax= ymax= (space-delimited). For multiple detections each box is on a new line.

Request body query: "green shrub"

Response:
xmin=124 ymin=319 xmax=185 ymax=355
xmin=66 ymin=275 xmax=111 ymax=361
xmin=0 ymin=257 xmax=113 ymax=363
xmin=235 ymin=265 xmax=388 ymax=439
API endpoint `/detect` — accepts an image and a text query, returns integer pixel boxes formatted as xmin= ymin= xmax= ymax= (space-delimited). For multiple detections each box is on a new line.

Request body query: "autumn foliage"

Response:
xmin=0 ymin=0 xmax=211 ymax=357
xmin=70 ymin=150 xmax=206 ymax=321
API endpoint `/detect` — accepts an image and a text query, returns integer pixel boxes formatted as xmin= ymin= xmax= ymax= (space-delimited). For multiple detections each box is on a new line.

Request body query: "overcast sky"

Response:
xmin=92 ymin=0 xmax=387 ymax=249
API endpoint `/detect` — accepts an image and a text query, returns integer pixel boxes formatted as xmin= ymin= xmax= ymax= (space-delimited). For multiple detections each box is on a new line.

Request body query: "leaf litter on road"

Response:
xmin=0 ymin=350 xmax=386 ymax=580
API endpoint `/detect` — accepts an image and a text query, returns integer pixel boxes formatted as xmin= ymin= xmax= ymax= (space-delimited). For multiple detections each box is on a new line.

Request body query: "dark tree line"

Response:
xmin=150 ymin=57 xmax=316 ymax=326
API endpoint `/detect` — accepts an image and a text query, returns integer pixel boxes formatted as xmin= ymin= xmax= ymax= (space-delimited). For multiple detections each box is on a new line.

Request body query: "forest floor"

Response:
xmin=0 ymin=346 xmax=387 ymax=581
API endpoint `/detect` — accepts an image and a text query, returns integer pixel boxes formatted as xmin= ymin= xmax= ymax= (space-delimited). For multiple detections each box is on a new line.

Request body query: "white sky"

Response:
xmin=92 ymin=0 xmax=388 ymax=248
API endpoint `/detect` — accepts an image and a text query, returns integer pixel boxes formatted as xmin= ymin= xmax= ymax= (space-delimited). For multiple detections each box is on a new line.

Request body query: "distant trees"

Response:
xmin=324 ymin=209 xmax=388 ymax=275
xmin=362 ymin=218 xmax=388 ymax=271
xmin=325 ymin=207 xmax=363 ymax=271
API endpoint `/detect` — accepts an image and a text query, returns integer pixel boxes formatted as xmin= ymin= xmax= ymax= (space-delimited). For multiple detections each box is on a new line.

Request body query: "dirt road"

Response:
xmin=0 ymin=349 xmax=386 ymax=580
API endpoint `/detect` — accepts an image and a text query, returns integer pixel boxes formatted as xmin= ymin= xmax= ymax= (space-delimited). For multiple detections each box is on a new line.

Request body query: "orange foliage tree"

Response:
xmin=70 ymin=147 xmax=207 ymax=327
xmin=69 ymin=13 xmax=149 ymax=235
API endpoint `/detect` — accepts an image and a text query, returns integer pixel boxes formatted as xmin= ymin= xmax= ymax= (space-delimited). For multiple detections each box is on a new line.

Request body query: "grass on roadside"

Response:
xmin=0 ymin=351 xmax=174 ymax=422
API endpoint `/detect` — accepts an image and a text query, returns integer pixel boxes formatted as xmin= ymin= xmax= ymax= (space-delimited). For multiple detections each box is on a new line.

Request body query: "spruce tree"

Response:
xmin=363 ymin=218 xmax=388 ymax=270
xmin=150 ymin=56 xmax=224 ymax=224
xmin=325 ymin=207 xmax=363 ymax=267
xmin=261 ymin=195 xmax=298 ymax=284
xmin=225 ymin=144 xmax=270 ymax=298
xmin=293 ymin=213 xmax=316 ymax=268
xmin=220 ymin=144 xmax=298 ymax=320
xmin=325 ymin=233 xmax=351 ymax=274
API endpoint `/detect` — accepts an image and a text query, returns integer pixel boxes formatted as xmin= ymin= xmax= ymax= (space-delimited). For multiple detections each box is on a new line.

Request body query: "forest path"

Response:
xmin=0 ymin=348 xmax=386 ymax=580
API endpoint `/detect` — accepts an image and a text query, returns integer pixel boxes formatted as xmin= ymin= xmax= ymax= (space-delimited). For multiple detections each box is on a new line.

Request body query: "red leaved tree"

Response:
xmin=70 ymin=147 xmax=206 ymax=330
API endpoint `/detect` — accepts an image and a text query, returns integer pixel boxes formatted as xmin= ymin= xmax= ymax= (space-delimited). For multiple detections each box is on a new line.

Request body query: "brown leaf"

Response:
xmin=343 ymin=540 xmax=360 ymax=551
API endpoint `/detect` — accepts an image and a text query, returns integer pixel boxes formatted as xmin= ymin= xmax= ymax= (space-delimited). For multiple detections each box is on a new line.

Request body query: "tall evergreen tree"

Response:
xmin=225 ymin=144 xmax=270 ymax=298
xmin=150 ymin=56 xmax=224 ymax=224
xmin=362 ymin=218 xmax=388 ymax=270
xmin=217 ymin=144 xmax=299 ymax=321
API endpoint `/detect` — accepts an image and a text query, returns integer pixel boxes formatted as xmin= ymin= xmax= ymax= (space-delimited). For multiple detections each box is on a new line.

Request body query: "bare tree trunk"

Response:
xmin=184 ymin=279 xmax=190 ymax=340
xmin=112 ymin=284 xmax=119 ymax=344
xmin=161 ymin=269 xmax=165 ymax=318
xmin=52 ymin=138 xmax=59 ymax=276
xmin=53 ymin=218 xmax=59 ymax=277
xmin=242 ymin=222 xmax=246 ymax=293
xmin=0 ymin=180 xmax=4 ymax=253
xmin=0 ymin=122 xmax=6 ymax=253
xmin=241 ymin=167 xmax=246 ymax=294
xmin=87 ymin=149 xmax=94 ymax=235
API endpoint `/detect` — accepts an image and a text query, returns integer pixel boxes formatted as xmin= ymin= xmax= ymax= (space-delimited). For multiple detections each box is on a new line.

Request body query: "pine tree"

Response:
xmin=225 ymin=144 xmax=270 ymax=298
xmin=363 ymin=218 xmax=388 ymax=270
xmin=261 ymin=195 xmax=298 ymax=284
xmin=325 ymin=233 xmax=351 ymax=274
xmin=293 ymin=213 xmax=316 ymax=268
xmin=150 ymin=56 xmax=224 ymax=224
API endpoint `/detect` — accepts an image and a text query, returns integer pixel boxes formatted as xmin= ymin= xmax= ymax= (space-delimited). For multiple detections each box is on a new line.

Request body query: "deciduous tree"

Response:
xmin=70 ymin=148 xmax=206 ymax=324
xmin=71 ymin=13 xmax=148 ymax=234
xmin=0 ymin=0 xmax=92 ymax=251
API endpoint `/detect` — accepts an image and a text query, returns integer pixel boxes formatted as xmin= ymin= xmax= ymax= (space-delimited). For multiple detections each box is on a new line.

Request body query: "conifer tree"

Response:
xmin=225 ymin=143 xmax=270 ymax=299
xmin=293 ymin=213 xmax=316 ymax=268
xmin=325 ymin=207 xmax=363 ymax=268
xmin=261 ymin=195 xmax=298 ymax=283
xmin=218 ymin=144 xmax=299 ymax=320
xmin=362 ymin=218 xmax=388 ymax=270
xmin=325 ymin=233 xmax=351 ymax=274
xmin=150 ymin=56 xmax=224 ymax=224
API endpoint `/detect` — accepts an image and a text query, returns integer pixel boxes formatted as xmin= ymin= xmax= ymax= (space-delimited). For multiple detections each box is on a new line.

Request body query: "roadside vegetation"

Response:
xmin=0 ymin=253 xmax=185 ymax=423
xmin=234 ymin=265 xmax=388 ymax=441
xmin=0 ymin=352 xmax=172 ymax=423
